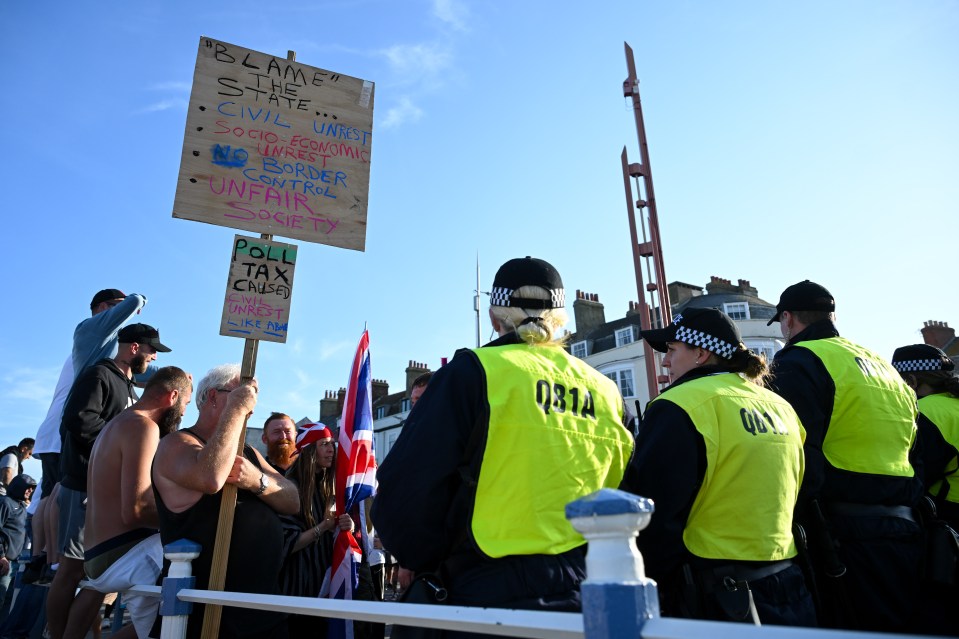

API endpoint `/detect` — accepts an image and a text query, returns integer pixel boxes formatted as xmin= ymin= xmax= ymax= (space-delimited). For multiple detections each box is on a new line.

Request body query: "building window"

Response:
xmin=744 ymin=340 xmax=780 ymax=364
xmin=615 ymin=327 xmax=634 ymax=347
xmin=723 ymin=302 xmax=750 ymax=320
xmin=603 ymin=367 xmax=636 ymax=398
xmin=375 ymin=406 xmax=387 ymax=419
xmin=571 ymin=341 xmax=587 ymax=358
xmin=400 ymin=398 xmax=411 ymax=412
xmin=386 ymin=432 xmax=400 ymax=457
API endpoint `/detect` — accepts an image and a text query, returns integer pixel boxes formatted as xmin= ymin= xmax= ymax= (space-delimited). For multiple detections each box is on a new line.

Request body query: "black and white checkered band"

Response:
xmin=490 ymin=286 xmax=565 ymax=308
xmin=892 ymin=359 xmax=944 ymax=373
xmin=675 ymin=326 xmax=737 ymax=359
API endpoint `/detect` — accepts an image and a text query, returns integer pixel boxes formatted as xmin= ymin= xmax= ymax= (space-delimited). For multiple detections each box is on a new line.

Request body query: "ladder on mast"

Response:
xmin=621 ymin=42 xmax=672 ymax=400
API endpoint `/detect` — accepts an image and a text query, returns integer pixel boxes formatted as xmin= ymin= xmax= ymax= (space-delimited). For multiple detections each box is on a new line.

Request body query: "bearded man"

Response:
xmin=262 ymin=412 xmax=297 ymax=473
xmin=48 ymin=323 xmax=172 ymax=639
xmin=82 ymin=366 xmax=192 ymax=639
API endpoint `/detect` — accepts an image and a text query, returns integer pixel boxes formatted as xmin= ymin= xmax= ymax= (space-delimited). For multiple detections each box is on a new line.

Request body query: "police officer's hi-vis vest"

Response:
xmin=919 ymin=393 xmax=959 ymax=504
xmin=471 ymin=343 xmax=634 ymax=559
xmin=795 ymin=337 xmax=917 ymax=477
xmin=653 ymin=373 xmax=805 ymax=561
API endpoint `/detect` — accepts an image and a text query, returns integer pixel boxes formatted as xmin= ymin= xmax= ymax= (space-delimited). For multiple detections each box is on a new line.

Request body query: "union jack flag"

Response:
xmin=328 ymin=329 xmax=377 ymax=639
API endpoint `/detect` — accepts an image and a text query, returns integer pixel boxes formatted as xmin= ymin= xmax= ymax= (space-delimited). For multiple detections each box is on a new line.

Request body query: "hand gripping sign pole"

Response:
xmin=172 ymin=36 xmax=374 ymax=638
xmin=200 ymin=51 xmax=289 ymax=639
xmin=199 ymin=329 xmax=260 ymax=638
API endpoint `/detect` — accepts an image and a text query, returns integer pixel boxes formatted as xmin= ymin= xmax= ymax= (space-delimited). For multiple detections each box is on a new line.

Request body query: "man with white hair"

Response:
xmin=152 ymin=364 xmax=299 ymax=639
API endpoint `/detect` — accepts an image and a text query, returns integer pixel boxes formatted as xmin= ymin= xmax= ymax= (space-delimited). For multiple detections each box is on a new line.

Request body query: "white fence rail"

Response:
xmin=99 ymin=489 xmax=939 ymax=639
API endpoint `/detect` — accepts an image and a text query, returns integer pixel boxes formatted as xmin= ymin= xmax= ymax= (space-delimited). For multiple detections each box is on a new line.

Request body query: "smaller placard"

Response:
xmin=220 ymin=235 xmax=298 ymax=343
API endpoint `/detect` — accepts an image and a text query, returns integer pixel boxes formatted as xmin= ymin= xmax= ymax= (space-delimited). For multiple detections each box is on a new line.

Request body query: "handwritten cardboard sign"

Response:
xmin=174 ymin=37 xmax=374 ymax=251
xmin=220 ymin=235 xmax=298 ymax=343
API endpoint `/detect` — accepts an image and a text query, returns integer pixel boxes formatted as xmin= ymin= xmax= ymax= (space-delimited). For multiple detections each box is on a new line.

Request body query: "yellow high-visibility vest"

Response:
xmin=796 ymin=338 xmax=917 ymax=477
xmin=919 ymin=393 xmax=959 ymax=503
xmin=654 ymin=373 xmax=804 ymax=561
xmin=471 ymin=343 xmax=634 ymax=558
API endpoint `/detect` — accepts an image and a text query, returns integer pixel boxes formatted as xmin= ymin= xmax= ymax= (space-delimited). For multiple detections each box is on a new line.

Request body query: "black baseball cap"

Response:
xmin=767 ymin=280 xmax=835 ymax=326
xmin=641 ymin=307 xmax=743 ymax=360
xmin=490 ymin=256 xmax=565 ymax=309
xmin=118 ymin=323 xmax=172 ymax=352
xmin=91 ymin=289 xmax=125 ymax=309
xmin=891 ymin=344 xmax=955 ymax=374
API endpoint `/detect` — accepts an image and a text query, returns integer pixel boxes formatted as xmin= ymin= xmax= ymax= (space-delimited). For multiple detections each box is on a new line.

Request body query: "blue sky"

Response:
xmin=2 ymin=0 xmax=957 ymax=481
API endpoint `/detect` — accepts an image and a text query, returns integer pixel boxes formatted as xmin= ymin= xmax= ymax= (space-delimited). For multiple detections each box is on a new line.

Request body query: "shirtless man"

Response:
xmin=152 ymin=364 xmax=299 ymax=639
xmin=83 ymin=367 xmax=192 ymax=639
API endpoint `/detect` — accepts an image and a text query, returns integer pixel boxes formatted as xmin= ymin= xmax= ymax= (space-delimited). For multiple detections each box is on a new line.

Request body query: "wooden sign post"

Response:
xmin=169 ymin=37 xmax=375 ymax=639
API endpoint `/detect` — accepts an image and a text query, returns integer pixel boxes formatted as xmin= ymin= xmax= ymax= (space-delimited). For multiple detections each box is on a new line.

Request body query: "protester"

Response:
xmin=151 ymin=364 xmax=298 ymax=639
xmin=279 ymin=423 xmax=354 ymax=638
xmin=84 ymin=367 xmax=192 ymax=639
xmin=621 ymin=308 xmax=815 ymax=625
xmin=0 ymin=475 xmax=37 ymax=604
xmin=373 ymin=256 xmax=634 ymax=631
xmin=28 ymin=289 xmax=151 ymax=585
xmin=409 ymin=372 xmax=431 ymax=407
xmin=47 ymin=323 xmax=170 ymax=639
xmin=767 ymin=280 xmax=923 ymax=632
xmin=393 ymin=370 xmax=432 ymax=593
xmin=262 ymin=412 xmax=298 ymax=473
xmin=0 ymin=439 xmax=33 ymax=496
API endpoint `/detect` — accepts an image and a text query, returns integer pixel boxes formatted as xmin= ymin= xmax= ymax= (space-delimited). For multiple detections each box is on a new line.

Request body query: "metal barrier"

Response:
xmin=101 ymin=489 xmax=936 ymax=639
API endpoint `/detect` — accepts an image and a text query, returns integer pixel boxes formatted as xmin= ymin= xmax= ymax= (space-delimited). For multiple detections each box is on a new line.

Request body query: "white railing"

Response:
xmin=102 ymin=489 xmax=939 ymax=639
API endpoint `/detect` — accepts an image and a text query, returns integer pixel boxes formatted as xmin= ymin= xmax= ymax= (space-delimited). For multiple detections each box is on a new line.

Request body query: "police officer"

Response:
xmin=891 ymin=344 xmax=959 ymax=527
xmin=621 ymin=308 xmax=815 ymax=625
xmin=372 ymin=257 xmax=634 ymax=634
xmin=767 ymin=280 xmax=922 ymax=632
xmin=892 ymin=343 xmax=959 ymax=634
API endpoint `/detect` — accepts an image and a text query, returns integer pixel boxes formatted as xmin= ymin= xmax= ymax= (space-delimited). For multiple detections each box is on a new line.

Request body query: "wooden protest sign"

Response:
xmin=173 ymin=37 xmax=374 ymax=251
xmin=220 ymin=235 xmax=297 ymax=343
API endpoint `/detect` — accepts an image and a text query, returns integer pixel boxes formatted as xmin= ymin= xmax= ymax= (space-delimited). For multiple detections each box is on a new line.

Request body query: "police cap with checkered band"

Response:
xmin=891 ymin=344 xmax=955 ymax=374
xmin=641 ymin=307 xmax=744 ymax=360
xmin=490 ymin=257 xmax=565 ymax=309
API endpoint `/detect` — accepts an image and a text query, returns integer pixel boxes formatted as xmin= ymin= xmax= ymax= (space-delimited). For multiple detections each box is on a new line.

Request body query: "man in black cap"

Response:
xmin=767 ymin=280 xmax=922 ymax=633
xmin=373 ymin=257 xmax=634 ymax=625
xmin=47 ymin=323 xmax=171 ymax=639
xmin=28 ymin=289 xmax=152 ymax=585
xmin=0 ymin=437 xmax=33 ymax=496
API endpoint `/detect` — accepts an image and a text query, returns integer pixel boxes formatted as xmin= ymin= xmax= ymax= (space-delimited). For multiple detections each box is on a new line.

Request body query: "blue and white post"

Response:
xmin=159 ymin=539 xmax=201 ymax=639
xmin=567 ymin=488 xmax=659 ymax=639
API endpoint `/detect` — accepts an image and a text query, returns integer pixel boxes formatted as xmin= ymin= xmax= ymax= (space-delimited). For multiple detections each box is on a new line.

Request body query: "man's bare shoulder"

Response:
xmin=103 ymin=411 xmax=158 ymax=442
xmin=155 ymin=428 xmax=203 ymax=457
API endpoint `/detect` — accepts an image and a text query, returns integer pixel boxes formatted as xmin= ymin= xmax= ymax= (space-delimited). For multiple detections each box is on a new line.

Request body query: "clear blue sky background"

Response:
xmin=2 ymin=1 xmax=957 ymax=482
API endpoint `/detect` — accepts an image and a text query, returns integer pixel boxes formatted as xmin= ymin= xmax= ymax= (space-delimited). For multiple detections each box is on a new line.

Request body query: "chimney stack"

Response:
xmin=573 ymin=290 xmax=606 ymax=334
xmin=921 ymin=321 xmax=956 ymax=349
xmin=371 ymin=378 xmax=390 ymax=402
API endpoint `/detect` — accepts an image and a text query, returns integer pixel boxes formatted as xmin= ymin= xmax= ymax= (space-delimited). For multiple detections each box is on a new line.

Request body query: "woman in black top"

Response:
xmin=279 ymin=424 xmax=353 ymax=638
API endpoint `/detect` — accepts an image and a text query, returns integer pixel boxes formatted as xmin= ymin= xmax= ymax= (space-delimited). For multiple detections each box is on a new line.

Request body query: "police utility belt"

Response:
xmin=825 ymin=502 xmax=916 ymax=523
xmin=697 ymin=560 xmax=793 ymax=594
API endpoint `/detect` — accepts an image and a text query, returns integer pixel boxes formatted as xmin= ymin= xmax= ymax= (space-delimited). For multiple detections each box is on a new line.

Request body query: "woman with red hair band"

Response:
xmin=278 ymin=424 xmax=353 ymax=638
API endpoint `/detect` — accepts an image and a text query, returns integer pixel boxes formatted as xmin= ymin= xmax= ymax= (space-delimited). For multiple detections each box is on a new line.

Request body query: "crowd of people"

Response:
xmin=0 ymin=262 xmax=956 ymax=639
